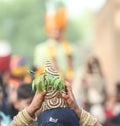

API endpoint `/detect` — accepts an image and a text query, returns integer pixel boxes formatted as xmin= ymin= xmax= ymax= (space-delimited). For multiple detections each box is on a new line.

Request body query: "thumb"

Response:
xmin=62 ymin=93 xmax=69 ymax=99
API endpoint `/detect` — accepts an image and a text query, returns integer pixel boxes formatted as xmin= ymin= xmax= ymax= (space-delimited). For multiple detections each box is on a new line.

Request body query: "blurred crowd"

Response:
xmin=0 ymin=4 xmax=120 ymax=126
xmin=0 ymin=40 xmax=120 ymax=126
xmin=72 ymin=56 xmax=120 ymax=126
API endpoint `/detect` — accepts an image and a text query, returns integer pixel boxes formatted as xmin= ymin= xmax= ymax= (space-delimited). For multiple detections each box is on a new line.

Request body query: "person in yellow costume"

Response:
xmin=34 ymin=7 xmax=78 ymax=82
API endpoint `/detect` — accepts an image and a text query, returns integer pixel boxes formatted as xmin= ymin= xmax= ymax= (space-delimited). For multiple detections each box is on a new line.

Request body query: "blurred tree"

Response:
xmin=0 ymin=0 xmax=82 ymax=65
xmin=0 ymin=0 xmax=46 ymax=64
xmin=65 ymin=19 xmax=83 ymax=44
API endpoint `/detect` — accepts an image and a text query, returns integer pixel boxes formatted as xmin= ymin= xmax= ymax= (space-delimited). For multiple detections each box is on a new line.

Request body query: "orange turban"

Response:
xmin=45 ymin=7 xmax=67 ymax=33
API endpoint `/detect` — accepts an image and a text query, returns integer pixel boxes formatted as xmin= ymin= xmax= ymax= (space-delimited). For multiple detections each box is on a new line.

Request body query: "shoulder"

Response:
xmin=36 ymin=41 xmax=47 ymax=48
xmin=34 ymin=41 xmax=50 ymax=52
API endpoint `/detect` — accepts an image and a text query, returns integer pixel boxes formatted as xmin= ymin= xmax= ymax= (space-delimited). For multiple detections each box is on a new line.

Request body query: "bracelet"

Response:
xmin=80 ymin=109 xmax=97 ymax=126
xmin=23 ymin=108 xmax=37 ymax=122
xmin=13 ymin=108 xmax=37 ymax=126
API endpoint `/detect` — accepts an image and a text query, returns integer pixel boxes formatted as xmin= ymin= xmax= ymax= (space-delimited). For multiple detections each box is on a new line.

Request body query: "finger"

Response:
xmin=67 ymin=98 xmax=73 ymax=105
xmin=65 ymin=81 xmax=72 ymax=91
xmin=41 ymin=90 xmax=47 ymax=96
xmin=65 ymin=84 xmax=72 ymax=94
xmin=65 ymin=84 xmax=75 ymax=101
xmin=62 ymin=93 xmax=69 ymax=99
xmin=35 ymin=90 xmax=47 ymax=98
xmin=65 ymin=81 xmax=71 ymax=87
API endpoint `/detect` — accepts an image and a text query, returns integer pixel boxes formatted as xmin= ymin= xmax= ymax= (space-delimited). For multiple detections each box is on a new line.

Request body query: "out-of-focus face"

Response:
xmin=8 ymin=86 xmax=17 ymax=104
xmin=49 ymin=29 xmax=63 ymax=41
xmin=14 ymin=97 xmax=33 ymax=111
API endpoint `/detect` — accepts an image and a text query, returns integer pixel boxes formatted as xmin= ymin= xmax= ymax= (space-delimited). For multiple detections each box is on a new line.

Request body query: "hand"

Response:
xmin=62 ymin=81 xmax=81 ymax=118
xmin=26 ymin=90 xmax=46 ymax=117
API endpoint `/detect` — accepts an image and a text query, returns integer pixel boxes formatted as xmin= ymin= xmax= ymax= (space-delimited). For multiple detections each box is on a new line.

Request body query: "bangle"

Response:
xmin=80 ymin=109 xmax=97 ymax=126
xmin=13 ymin=108 xmax=37 ymax=126
xmin=23 ymin=108 xmax=37 ymax=122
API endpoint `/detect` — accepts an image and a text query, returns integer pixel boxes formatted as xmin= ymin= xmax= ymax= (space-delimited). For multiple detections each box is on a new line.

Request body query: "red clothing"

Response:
xmin=0 ymin=55 xmax=11 ymax=73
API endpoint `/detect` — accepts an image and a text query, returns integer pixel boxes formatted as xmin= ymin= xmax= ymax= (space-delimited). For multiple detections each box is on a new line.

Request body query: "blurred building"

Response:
xmin=93 ymin=0 xmax=120 ymax=93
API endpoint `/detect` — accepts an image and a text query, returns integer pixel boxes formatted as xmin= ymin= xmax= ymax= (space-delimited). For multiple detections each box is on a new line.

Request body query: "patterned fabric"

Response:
xmin=42 ymin=88 xmax=66 ymax=111
xmin=44 ymin=60 xmax=59 ymax=76
xmin=80 ymin=109 xmax=97 ymax=126
xmin=41 ymin=61 xmax=66 ymax=111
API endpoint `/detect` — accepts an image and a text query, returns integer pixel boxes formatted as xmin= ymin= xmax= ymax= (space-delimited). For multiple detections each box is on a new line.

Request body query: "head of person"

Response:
xmin=86 ymin=56 xmax=103 ymax=76
xmin=45 ymin=7 xmax=67 ymax=41
xmin=14 ymin=83 xmax=35 ymax=111
xmin=38 ymin=107 xmax=80 ymax=126
xmin=48 ymin=28 xmax=64 ymax=41
xmin=10 ymin=55 xmax=27 ymax=80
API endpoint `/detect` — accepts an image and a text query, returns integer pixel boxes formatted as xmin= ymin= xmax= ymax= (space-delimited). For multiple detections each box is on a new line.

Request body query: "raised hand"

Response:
xmin=26 ymin=90 xmax=46 ymax=117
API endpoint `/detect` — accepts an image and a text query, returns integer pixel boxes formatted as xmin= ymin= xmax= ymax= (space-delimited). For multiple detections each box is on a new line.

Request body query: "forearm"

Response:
xmin=64 ymin=82 xmax=102 ymax=126
xmin=95 ymin=122 xmax=102 ymax=126
xmin=26 ymin=105 xmax=38 ymax=117
xmin=10 ymin=108 xmax=37 ymax=126
xmin=9 ymin=90 xmax=46 ymax=126
xmin=74 ymin=107 xmax=101 ymax=126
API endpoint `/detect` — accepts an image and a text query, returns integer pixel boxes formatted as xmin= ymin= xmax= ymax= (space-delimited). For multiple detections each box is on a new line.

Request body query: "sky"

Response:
xmin=2 ymin=0 xmax=106 ymax=17
xmin=63 ymin=0 xmax=106 ymax=17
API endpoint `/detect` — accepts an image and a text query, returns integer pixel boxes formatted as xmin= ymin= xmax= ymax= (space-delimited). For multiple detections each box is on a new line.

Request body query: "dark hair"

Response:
xmin=17 ymin=83 xmax=35 ymax=100
xmin=86 ymin=57 xmax=103 ymax=76
xmin=116 ymin=82 xmax=120 ymax=93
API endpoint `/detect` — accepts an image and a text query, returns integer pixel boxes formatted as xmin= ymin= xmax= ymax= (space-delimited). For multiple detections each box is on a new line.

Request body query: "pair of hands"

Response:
xmin=27 ymin=81 xmax=81 ymax=118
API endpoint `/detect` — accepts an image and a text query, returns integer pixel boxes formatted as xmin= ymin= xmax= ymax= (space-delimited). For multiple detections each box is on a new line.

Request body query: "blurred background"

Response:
xmin=0 ymin=0 xmax=120 ymax=125
xmin=0 ymin=0 xmax=104 ymax=63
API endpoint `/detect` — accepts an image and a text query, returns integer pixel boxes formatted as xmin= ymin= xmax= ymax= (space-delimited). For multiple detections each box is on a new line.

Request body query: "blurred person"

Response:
xmin=9 ymin=55 xmax=28 ymax=92
xmin=9 ymin=81 xmax=102 ymax=126
xmin=114 ymin=82 xmax=120 ymax=115
xmin=83 ymin=57 xmax=106 ymax=123
xmin=13 ymin=83 xmax=35 ymax=111
xmin=0 ymin=41 xmax=16 ymax=122
xmin=0 ymin=75 xmax=8 ymax=114
xmin=7 ymin=82 xmax=34 ymax=112
xmin=0 ymin=40 xmax=11 ymax=99
xmin=0 ymin=85 xmax=11 ymax=125
xmin=34 ymin=6 xmax=78 ymax=83
xmin=103 ymin=83 xmax=120 ymax=126
xmin=104 ymin=93 xmax=116 ymax=120
xmin=0 ymin=72 xmax=18 ymax=120
xmin=5 ymin=82 xmax=35 ymax=121
xmin=1 ymin=55 xmax=29 ymax=119
xmin=10 ymin=55 xmax=28 ymax=82
xmin=72 ymin=56 xmax=106 ymax=123
xmin=84 ymin=57 xmax=106 ymax=105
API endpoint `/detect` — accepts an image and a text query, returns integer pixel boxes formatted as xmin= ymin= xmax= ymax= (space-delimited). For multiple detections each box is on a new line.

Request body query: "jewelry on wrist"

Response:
xmin=13 ymin=108 xmax=37 ymax=126
xmin=80 ymin=109 xmax=97 ymax=126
